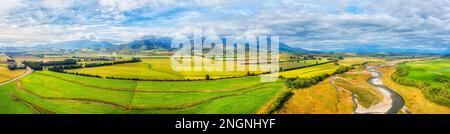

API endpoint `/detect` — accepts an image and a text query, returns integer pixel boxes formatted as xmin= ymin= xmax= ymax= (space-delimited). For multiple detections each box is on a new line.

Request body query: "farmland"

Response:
xmin=66 ymin=58 xmax=265 ymax=80
xmin=400 ymin=59 xmax=450 ymax=91
xmin=379 ymin=65 xmax=450 ymax=114
xmin=278 ymin=63 xmax=339 ymax=78
xmin=1 ymin=71 xmax=283 ymax=114
xmin=276 ymin=79 xmax=355 ymax=114
xmin=0 ymin=55 xmax=27 ymax=83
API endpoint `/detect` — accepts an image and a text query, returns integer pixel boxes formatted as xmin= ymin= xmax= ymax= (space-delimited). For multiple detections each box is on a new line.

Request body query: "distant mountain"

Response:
xmin=33 ymin=40 xmax=113 ymax=50
xmin=116 ymin=37 xmax=173 ymax=51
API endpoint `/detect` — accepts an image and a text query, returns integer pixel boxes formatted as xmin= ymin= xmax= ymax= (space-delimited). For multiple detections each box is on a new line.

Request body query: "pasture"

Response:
xmin=278 ymin=63 xmax=339 ymax=78
xmin=66 ymin=58 xmax=266 ymax=80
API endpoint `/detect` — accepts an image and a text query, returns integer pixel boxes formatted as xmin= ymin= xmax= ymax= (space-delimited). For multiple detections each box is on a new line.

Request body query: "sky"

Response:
xmin=0 ymin=0 xmax=449 ymax=52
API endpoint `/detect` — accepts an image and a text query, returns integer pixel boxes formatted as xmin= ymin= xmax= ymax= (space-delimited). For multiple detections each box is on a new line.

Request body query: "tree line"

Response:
xmin=7 ymin=62 xmax=26 ymax=70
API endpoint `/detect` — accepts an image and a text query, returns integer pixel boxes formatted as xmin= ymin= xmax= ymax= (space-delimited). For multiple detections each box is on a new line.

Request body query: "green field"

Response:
xmin=66 ymin=58 xmax=266 ymax=80
xmin=0 ymin=71 xmax=283 ymax=114
xmin=393 ymin=58 xmax=450 ymax=107
xmin=401 ymin=59 xmax=450 ymax=91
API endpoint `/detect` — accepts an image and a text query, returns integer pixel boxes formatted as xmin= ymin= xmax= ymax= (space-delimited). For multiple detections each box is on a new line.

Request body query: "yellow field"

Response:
xmin=0 ymin=64 xmax=26 ymax=83
xmin=278 ymin=63 xmax=339 ymax=78
xmin=334 ymin=68 xmax=384 ymax=108
xmin=379 ymin=66 xmax=450 ymax=114
xmin=66 ymin=59 xmax=184 ymax=80
xmin=276 ymin=79 xmax=355 ymax=114
xmin=339 ymin=57 xmax=384 ymax=66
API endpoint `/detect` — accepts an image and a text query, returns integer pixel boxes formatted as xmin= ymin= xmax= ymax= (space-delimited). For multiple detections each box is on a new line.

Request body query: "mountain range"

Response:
xmin=1 ymin=37 xmax=448 ymax=54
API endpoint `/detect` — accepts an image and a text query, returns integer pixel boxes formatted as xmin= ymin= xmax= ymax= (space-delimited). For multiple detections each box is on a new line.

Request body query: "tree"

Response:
xmin=205 ymin=74 xmax=210 ymax=80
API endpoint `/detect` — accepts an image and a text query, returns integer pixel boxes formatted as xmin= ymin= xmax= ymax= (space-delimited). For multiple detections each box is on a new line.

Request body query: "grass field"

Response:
xmin=276 ymin=79 xmax=355 ymax=114
xmin=0 ymin=71 xmax=283 ymax=114
xmin=278 ymin=63 xmax=339 ymax=78
xmin=379 ymin=66 xmax=450 ymax=114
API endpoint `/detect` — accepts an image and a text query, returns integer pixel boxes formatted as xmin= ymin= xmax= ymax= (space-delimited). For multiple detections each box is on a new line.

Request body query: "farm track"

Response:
xmin=15 ymin=80 xmax=272 ymax=111
xmin=36 ymin=72 xmax=262 ymax=93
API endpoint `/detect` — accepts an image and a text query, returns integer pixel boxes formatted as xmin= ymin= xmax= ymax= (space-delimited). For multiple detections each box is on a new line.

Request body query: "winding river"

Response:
xmin=366 ymin=66 xmax=405 ymax=114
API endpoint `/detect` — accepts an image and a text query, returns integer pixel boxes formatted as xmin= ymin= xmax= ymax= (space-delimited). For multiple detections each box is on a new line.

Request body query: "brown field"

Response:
xmin=276 ymin=79 xmax=355 ymax=114
xmin=379 ymin=66 xmax=450 ymax=114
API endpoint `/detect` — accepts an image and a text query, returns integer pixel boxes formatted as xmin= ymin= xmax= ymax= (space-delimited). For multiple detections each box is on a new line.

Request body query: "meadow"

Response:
xmin=0 ymin=71 xmax=283 ymax=114
xmin=379 ymin=66 xmax=450 ymax=113
xmin=401 ymin=59 xmax=450 ymax=91
xmin=392 ymin=58 xmax=450 ymax=107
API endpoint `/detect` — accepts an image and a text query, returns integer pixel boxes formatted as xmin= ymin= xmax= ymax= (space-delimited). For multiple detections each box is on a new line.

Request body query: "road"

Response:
xmin=0 ymin=67 xmax=33 ymax=86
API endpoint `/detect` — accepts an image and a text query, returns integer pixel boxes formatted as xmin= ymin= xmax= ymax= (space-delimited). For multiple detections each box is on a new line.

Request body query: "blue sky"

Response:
xmin=0 ymin=0 xmax=449 ymax=52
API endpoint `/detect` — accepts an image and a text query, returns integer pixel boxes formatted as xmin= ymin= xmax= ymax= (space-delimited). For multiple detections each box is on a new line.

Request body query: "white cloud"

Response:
xmin=0 ymin=0 xmax=448 ymax=52
xmin=0 ymin=0 xmax=23 ymax=16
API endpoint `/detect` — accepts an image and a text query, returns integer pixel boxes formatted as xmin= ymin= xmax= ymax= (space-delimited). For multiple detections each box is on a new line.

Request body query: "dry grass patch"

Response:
xmin=379 ymin=66 xmax=450 ymax=114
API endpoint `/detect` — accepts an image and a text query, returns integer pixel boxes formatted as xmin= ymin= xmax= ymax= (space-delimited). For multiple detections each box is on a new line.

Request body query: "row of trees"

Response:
xmin=48 ymin=65 xmax=83 ymax=72
xmin=22 ymin=61 xmax=44 ymax=70
xmin=285 ymin=73 xmax=331 ymax=89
